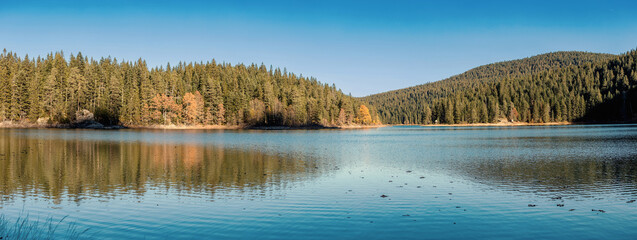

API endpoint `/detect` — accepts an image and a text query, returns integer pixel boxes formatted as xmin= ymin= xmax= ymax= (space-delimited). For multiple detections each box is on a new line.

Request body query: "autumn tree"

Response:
xmin=356 ymin=105 xmax=372 ymax=125
xmin=150 ymin=94 xmax=182 ymax=125
xmin=183 ymin=91 xmax=204 ymax=125
xmin=509 ymin=105 xmax=519 ymax=122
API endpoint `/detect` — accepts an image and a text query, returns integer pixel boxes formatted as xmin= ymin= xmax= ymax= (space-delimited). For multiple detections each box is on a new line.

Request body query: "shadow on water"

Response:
xmin=451 ymin=134 xmax=637 ymax=199
xmin=0 ymin=130 xmax=325 ymax=204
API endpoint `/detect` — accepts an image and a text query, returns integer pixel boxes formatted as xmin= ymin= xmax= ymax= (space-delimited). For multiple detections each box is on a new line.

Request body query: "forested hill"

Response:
xmin=362 ymin=51 xmax=637 ymax=124
xmin=0 ymin=50 xmax=380 ymax=127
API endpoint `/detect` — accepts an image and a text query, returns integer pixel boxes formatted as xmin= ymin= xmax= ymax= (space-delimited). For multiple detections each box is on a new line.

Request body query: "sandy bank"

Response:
xmin=0 ymin=121 xmax=385 ymax=130
xmin=397 ymin=122 xmax=575 ymax=127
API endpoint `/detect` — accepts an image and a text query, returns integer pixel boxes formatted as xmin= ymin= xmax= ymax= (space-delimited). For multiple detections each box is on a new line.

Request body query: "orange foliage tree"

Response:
xmin=149 ymin=94 xmax=182 ymax=125
xmin=183 ymin=91 xmax=204 ymax=125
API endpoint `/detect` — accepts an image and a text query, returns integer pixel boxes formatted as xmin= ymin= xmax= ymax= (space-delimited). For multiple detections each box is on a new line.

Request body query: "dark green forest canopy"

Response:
xmin=0 ymin=50 xmax=380 ymax=127
xmin=363 ymin=51 xmax=637 ymax=124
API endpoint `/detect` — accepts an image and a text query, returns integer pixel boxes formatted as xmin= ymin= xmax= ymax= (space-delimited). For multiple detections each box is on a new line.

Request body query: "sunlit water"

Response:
xmin=1 ymin=125 xmax=637 ymax=239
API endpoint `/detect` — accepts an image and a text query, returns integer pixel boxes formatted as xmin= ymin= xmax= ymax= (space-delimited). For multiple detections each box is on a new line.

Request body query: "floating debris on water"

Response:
xmin=528 ymin=204 xmax=537 ymax=207
xmin=627 ymin=200 xmax=636 ymax=203
xmin=380 ymin=195 xmax=389 ymax=198
xmin=557 ymin=204 xmax=565 ymax=207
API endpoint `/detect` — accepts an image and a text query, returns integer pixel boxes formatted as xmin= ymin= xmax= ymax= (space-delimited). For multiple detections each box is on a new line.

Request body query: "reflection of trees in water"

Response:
xmin=0 ymin=133 xmax=321 ymax=203
xmin=457 ymin=156 xmax=637 ymax=198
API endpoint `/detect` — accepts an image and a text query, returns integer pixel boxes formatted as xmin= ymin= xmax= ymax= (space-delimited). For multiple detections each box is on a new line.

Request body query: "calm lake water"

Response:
xmin=1 ymin=125 xmax=637 ymax=239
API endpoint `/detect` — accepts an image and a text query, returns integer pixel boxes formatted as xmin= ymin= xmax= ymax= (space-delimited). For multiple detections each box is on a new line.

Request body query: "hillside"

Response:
xmin=0 ymin=50 xmax=380 ymax=128
xmin=362 ymin=51 xmax=635 ymax=124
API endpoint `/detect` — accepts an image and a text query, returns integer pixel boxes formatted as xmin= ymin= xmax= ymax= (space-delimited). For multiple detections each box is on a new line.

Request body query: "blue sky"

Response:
xmin=1 ymin=0 xmax=636 ymax=96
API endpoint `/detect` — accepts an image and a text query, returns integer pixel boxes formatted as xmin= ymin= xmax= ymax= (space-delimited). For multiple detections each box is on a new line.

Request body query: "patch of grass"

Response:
xmin=0 ymin=214 xmax=89 ymax=240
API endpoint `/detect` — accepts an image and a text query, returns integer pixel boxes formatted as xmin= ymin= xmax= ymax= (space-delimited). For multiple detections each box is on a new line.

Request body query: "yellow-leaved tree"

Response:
xmin=356 ymin=105 xmax=372 ymax=125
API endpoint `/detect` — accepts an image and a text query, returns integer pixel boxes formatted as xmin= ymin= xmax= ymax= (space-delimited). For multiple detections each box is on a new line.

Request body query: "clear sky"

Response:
xmin=1 ymin=0 xmax=636 ymax=96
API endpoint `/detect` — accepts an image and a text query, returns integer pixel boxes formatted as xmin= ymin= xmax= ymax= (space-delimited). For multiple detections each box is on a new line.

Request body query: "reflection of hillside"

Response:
xmin=0 ymin=132 xmax=321 ymax=203
xmin=457 ymin=156 xmax=637 ymax=197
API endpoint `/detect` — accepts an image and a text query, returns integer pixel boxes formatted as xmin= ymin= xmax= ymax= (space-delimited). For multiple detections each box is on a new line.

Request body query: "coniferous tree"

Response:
xmin=0 ymin=50 xmax=380 ymax=127
xmin=364 ymin=50 xmax=637 ymax=124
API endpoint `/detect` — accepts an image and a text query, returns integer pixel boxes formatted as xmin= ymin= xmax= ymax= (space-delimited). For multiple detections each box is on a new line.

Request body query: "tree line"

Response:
xmin=0 ymin=49 xmax=380 ymax=127
xmin=363 ymin=51 xmax=637 ymax=124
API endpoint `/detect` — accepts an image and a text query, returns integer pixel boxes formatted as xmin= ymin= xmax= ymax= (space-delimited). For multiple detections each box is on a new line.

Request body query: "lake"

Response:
xmin=1 ymin=125 xmax=637 ymax=239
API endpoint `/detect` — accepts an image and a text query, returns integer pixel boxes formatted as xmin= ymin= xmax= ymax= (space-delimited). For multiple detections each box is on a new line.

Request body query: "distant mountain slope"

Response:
xmin=362 ymin=51 xmax=632 ymax=124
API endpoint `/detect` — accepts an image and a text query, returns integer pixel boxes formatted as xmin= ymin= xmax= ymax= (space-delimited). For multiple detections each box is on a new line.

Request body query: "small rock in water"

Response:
xmin=557 ymin=204 xmax=565 ymax=207
xmin=380 ymin=194 xmax=389 ymax=198
xmin=406 ymin=170 xmax=412 ymax=173
xmin=627 ymin=200 xmax=636 ymax=203
xmin=448 ymin=193 xmax=453 ymax=195
xmin=420 ymin=176 xmax=425 ymax=179
xmin=528 ymin=204 xmax=537 ymax=207
xmin=389 ymin=180 xmax=393 ymax=182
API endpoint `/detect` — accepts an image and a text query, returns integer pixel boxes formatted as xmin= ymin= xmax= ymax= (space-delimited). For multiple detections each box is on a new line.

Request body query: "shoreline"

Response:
xmin=411 ymin=122 xmax=575 ymax=127
xmin=392 ymin=121 xmax=636 ymax=127
xmin=0 ymin=121 xmax=386 ymax=130
xmin=4 ymin=120 xmax=635 ymax=130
